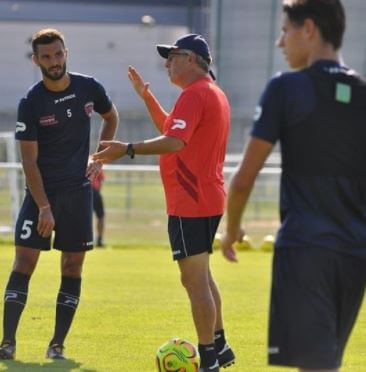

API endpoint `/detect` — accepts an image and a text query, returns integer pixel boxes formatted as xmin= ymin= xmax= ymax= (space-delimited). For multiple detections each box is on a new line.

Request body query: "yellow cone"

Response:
xmin=260 ymin=234 xmax=275 ymax=252
xmin=233 ymin=235 xmax=253 ymax=251
xmin=212 ymin=233 xmax=222 ymax=250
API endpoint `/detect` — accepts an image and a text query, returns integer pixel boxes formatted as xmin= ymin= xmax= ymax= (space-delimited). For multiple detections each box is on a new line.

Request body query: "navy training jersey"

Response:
xmin=252 ymin=60 xmax=366 ymax=256
xmin=16 ymin=73 xmax=112 ymax=192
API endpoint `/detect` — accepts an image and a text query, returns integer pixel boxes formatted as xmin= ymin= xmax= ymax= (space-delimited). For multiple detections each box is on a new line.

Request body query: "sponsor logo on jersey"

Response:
xmin=82 ymin=241 xmax=93 ymax=247
xmin=16 ymin=121 xmax=26 ymax=133
xmin=40 ymin=115 xmax=58 ymax=126
xmin=54 ymin=93 xmax=76 ymax=104
xmin=84 ymin=102 xmax=94 ymax=117
xmin=171 ymin=118 xmax=186 ymax=130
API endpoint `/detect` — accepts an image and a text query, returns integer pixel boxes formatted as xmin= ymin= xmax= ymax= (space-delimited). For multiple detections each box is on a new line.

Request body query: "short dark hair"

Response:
xmin=32 ymin=28 xmax=66 ymax=54
xmin=283 ymin=0 xmax=345 ymax=50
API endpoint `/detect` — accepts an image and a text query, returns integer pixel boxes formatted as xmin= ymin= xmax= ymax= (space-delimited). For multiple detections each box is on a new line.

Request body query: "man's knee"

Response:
xmin=61 ymin=253 xmax=85 ymax=277
xmin=180 ymin=270 xmax=209 ymax=294
xmin=13 ymin=246 xmax=39 ymax=275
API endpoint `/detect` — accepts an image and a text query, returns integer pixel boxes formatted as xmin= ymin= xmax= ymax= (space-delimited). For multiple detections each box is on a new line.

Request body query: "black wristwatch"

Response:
xmin=126 ymin=143 xmax=135 ymax=159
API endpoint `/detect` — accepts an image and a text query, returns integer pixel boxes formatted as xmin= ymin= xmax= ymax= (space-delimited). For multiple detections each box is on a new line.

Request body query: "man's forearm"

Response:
xmin=143 ymin=91 xmax=168 ymax=134
xmin=22 ymin=161 xmax=49 ymax=209
xmin=97 ymin=105 xmax=119 ymax=151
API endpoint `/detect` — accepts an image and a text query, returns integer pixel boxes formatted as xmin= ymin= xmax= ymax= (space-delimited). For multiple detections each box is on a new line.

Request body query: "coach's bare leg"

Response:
xmin=13 ymin=246 xmax=41 ymax=275
xmin=61 ymin=251 xmax=86 ymax=277
xmin=178 ymin=253 xmax=216 ymax=344
xmin=208 ymin=270 xmax=223 ymax=331
xmin=300 ymin=369 xmax=339 ymax=372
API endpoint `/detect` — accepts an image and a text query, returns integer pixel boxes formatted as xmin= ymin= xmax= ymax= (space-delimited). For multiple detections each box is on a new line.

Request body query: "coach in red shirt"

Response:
xmin=92 ymin=34 xmax=234 ymax=371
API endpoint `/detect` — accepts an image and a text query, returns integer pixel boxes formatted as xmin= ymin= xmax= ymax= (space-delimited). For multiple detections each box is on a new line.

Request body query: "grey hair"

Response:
xmin=181 ymin=49 xmax=210 ymax=73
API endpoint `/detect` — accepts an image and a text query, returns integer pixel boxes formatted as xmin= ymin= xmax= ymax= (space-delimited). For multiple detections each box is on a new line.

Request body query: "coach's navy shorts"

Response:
xmin=92 ymin=188 xmax=104 ymax=218
xmin=15 ymin=183 xmax=93 ymax=252
xmin=168 ymin=215 xmax=221 ymax=260
xmin=268 ymin=245 xmax=366 ymax=369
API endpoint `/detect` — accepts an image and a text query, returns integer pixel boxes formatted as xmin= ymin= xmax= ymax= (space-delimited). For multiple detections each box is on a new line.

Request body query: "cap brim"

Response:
xmin=156 ymin=44 xmax=178 ymax=59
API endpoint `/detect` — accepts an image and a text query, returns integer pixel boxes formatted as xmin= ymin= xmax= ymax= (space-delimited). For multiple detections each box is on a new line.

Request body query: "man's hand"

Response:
xmin=128 ymin=65 xmax=150 ymax=100
xmin=37 ymin=205 xmax=55 ymax=238
xmin=91 ymin=140 xmax=126 ymax=163
xmin=86 ymin=160 xmax=103 ymax=181
xmin=220 ymin=228 xmax=245 ymax=262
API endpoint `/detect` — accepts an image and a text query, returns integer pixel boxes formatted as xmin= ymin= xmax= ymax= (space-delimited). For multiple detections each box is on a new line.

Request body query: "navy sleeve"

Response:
xmin=15 ymin=97 xmax=38 ymax=141
xmin=251 ymin=74 xmax=285 ymax=144
xmin=91 ymin=78 xmax=113 ymax=115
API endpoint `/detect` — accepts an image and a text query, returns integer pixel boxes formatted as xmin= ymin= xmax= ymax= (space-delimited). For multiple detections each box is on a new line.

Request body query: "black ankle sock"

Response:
xmin=198 ymin=343 xmax=217 ymax=368
xmin=50 ymin=276 xmax=81 ymax=346
xmin=214 ymin=329 xmax=227 ymax=351
xmin=3 ymin=271 xmax=30 ymax=344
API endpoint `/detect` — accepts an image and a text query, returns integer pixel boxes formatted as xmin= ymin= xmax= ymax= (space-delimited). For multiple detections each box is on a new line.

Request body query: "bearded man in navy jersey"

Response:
xmin=222 ymin=1 xmax=366 ymax=371
xmin=0 ymin=28 xmax=118 ymax=360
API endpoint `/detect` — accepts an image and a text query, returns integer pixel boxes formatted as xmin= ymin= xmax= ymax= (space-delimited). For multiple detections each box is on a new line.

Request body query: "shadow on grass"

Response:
xmin=0 ymin=358 xmax=96 ymax=371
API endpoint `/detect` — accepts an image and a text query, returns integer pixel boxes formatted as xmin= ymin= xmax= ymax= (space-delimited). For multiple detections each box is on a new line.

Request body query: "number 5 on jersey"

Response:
xmin=20 ymin=219 xmax=33 ymax=239
xmin=67 ymin=109 xmax=72 ymax=118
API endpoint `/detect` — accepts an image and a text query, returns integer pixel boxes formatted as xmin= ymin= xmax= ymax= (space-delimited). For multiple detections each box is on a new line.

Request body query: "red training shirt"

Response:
xmin=160 ymin=76 xmax=230 ymax=217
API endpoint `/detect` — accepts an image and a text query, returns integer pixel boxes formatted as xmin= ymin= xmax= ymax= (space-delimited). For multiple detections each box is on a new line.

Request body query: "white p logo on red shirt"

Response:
xmin=171 ymin=119 xmax=186 ymax=130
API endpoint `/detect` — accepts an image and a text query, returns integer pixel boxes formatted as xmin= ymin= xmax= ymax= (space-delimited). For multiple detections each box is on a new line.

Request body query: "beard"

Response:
xmin=40 ymin=63 xmax=67 ymax=81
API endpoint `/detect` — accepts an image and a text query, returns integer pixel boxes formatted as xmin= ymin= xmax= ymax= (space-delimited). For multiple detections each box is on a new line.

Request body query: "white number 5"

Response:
xmin=20 ymin=220 xmax=33 ymax=239
xmin=67 ymin=109 xmax=72 ymax=118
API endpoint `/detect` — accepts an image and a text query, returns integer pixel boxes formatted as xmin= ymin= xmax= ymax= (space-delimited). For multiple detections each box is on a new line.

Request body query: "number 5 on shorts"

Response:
xmin=20 ymin=219 xmax=34 ymax=239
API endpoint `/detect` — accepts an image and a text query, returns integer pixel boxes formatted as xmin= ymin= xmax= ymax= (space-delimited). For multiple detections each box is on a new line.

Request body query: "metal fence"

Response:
xmin=0 ymin=158 xmax=281 ymax=247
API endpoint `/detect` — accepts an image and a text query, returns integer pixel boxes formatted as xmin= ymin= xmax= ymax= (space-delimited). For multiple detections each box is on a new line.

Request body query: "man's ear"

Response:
xmin=32 ymin=54 xmax=40 ymax=67
xmin=303 ymin=18 xmax=317 ymax=41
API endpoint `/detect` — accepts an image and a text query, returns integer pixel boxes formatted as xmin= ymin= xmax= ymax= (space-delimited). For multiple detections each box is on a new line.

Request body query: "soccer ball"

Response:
xmin=156 ymin=338 xmax=200 ymax=372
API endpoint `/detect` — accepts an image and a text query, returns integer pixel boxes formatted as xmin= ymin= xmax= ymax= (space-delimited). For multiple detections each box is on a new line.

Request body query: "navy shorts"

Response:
xmin=168 ymin=215 xmax=221 ymax=260
xmin=268 ymin=245 xmax=366 ymax=369
xmin=92 ymin=188 xmax=104 ymax=219
xmin=15 ymin=183 xmax=93 ymax=252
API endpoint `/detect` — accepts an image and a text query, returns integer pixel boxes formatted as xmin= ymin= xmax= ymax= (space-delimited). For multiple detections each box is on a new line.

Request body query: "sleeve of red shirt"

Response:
xmin=164 ymin=90 xmax=204 ymax=145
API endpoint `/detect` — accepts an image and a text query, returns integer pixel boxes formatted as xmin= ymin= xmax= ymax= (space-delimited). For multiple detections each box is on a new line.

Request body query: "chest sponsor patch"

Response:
xmin=84 ymin=102 xmax=94 ymax=117
xmin=39 ymin=115 xmax=58 ymax=126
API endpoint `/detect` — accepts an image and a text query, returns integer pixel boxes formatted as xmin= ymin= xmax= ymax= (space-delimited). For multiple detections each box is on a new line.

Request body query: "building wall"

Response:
xmin=212 ymin=0 xmax=366 ymax=152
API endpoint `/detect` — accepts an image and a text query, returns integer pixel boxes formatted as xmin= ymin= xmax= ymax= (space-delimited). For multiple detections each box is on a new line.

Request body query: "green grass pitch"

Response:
xmin=0 ymin=243 xmax=365 ymax=371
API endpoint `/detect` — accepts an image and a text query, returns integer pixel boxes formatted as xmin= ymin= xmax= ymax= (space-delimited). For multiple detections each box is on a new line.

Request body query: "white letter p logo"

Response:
xmin=171 ymin=119 xmax=186 ymax=130
xmin=16 ymin=121 xmax=26 ymax=133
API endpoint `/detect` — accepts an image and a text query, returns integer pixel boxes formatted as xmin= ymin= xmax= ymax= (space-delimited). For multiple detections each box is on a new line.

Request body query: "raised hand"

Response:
xmin=128 ymin=65 xmax=150 ymax=99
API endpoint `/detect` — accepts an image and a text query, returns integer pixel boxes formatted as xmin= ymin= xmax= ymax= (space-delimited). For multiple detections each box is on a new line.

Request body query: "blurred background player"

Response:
xmin=92 ymin=34 xmax=235 ymax=372
xmin=92 ymin=169 xmax=105 ymax=247
xmin=222 ymin=1 xmax=366 ymax=371
xmin=0 ymin=28 xmax=118 ymax=360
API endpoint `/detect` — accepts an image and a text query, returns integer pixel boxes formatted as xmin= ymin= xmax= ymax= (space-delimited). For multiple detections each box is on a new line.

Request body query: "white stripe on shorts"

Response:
xmin=178 ymin=217 xmax=188 ymax=257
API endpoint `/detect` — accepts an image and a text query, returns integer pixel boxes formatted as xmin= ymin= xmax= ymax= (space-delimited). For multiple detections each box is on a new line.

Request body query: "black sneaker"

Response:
xmin=0 ymin=340 xmax=15 ymax=360
xmin=199 ymin=359 xmax=220 ymax=371
xmin=217 ymin=343 xmax=235 ymax=368
xmin=46 ymin=343 xmax=65 ymax=360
